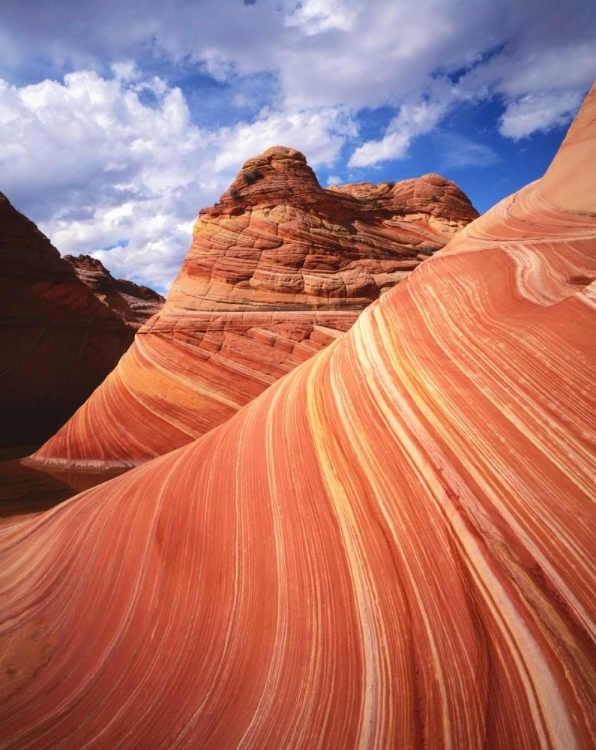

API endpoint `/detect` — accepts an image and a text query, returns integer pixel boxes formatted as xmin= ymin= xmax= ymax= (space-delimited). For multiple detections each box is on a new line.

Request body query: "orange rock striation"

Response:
xmin=1 ymin=87 xmax=596 ymax=748
xmin=0 ymin=194 xmax=134 ymax=448
xmin=31 ymin=147 xmax=477 ymax=468
xmin=63 ymin=254 xmax=165 ymax=329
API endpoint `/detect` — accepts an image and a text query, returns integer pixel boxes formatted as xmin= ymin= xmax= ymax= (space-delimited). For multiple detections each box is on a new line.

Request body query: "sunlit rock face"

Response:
xmin=31 ymin=146 xmax=477 ymax=468
xmin=63 ymin=255 xmax=165 ymax=329
xmin=0 ymin=194 xmax=134 ymax=448
xmin=1 ymin=87 xmax=595 ymax=748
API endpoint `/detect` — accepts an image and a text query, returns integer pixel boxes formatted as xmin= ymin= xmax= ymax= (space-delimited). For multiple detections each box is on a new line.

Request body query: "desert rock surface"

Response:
xmin=1 ymin=88 xmax=595 ymax=748
xmin=64 ymin=254 xmax=164 ymax=329
xmin=0 ymin=194 xmax=134 ymax=447
xmin=32 ymin=146 xmax=477 ymax=468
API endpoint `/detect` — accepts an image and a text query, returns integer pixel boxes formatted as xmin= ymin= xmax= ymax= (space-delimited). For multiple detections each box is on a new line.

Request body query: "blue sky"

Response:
xmin=1 ymin=0 xmax=595 ymax=293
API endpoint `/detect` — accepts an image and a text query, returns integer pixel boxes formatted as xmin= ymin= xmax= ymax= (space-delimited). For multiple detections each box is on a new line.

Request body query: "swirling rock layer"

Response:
xmin=32 ymin=147 xmax=477 ymax=468
xmin=1 ymin=87 xmax=596 ymax=748
xmin=63 ymin=255 xmax=165 ymax=329
xmin=0 ymin=194 xmax=133 ymax=448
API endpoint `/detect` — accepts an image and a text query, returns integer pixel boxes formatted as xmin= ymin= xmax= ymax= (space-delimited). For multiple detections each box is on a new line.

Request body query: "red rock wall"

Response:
xmin=1 ymin=87 xmax=595 ymax=748
xmin=31 ymin=147 xmax=478 ymax=468
xmin=63 ymin=254 xmax=165 ymax=329
xmin=0 ymin=195 xmax=134 ymax=448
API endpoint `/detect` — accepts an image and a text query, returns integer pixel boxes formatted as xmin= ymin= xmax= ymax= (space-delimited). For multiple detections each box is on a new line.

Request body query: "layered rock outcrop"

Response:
xmin=1 ymin=86 xmax=595 ymax=748
xmin=63 ymin=254 xmax=164 ymax=328
xmin=0 ymin=194 xmax=134 ymax=448
xmin=31 ymin=147 xmax=477 ymax=468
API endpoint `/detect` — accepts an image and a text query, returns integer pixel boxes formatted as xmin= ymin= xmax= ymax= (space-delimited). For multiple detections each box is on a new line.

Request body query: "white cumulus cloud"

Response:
xmin=0 ymin=70 xmax=223 ymax=291
xmin=348 ymin=98 xmax=448 ymax=167
xmin=499 ymin=91 xmax=586 ymax=140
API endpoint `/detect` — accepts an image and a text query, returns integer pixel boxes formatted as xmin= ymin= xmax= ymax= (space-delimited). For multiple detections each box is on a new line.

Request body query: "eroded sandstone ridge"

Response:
xmin=1 ymin=86 xmax=595 ymax=748
xmin=63 ymin=255 xmax=165 ymax=329
xmin=31 ymin=147 xmax=477 ymax=468
xmin=0 ymin=195 xmax=134 ymax=447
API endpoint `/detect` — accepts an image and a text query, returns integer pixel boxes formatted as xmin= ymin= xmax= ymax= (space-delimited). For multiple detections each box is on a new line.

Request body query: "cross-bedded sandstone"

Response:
xmin=32 ymin=146 xmax=477 ymax=467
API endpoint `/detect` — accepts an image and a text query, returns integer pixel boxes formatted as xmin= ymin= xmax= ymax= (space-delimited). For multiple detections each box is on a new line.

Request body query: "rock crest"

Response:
xmin=63 ymin=254 xmax=164 ymax=329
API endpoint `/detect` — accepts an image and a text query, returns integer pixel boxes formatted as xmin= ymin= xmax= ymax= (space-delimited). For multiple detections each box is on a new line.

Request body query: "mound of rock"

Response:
xmin=31 ymin=147 xmax=477 ymax=468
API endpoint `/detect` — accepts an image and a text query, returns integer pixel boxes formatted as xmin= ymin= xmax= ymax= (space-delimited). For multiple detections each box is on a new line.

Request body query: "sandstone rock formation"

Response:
xmin=31 ymin=147 xmax=478 ymax=468
xmin=1 ymin=86 xmax=595 ymax=749
xmin=0 ymin=194 xmax=134 ymax=448
xmin=64 ymin=254 xmax=164 ymax=328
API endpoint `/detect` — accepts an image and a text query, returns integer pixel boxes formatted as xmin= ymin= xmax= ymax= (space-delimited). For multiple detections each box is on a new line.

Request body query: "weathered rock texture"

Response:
xmin=0 ymin=195 xmax=134 ymax=447
xmin=31 ymin=147 xmax=477 ymax=468
xmin=63 ymin=254 xmax=164 ymax=328
xmin=1 ymin=86 xmax=596 ymax=749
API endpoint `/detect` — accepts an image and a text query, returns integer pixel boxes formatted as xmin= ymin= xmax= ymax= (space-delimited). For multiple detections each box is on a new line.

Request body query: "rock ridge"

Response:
xmin=64 ymin=254 xmax=165 ymax=328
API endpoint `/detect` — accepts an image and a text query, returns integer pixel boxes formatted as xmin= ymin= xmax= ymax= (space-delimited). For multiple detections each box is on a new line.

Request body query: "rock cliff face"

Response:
xmin=31 ymin=147 xmax=478 ymax=468
xmin=63 ymin=254 xmax=164 ymax=328
xmin=0 ymin=194 xmax=134 ymax=448
xmin=1 ymin=87 xmax=595 ymax=749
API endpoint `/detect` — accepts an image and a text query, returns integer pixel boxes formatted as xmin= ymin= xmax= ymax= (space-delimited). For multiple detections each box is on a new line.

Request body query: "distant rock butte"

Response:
xmin=2 ymin=87 xmax=596 ymax=748
xmin=0 ymin=193 xmax=134 ymax=447
xmin=31 ymin=147 xmax=478 ymax=468
xmin=63 ymin=254 xmax=164 ymax=329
